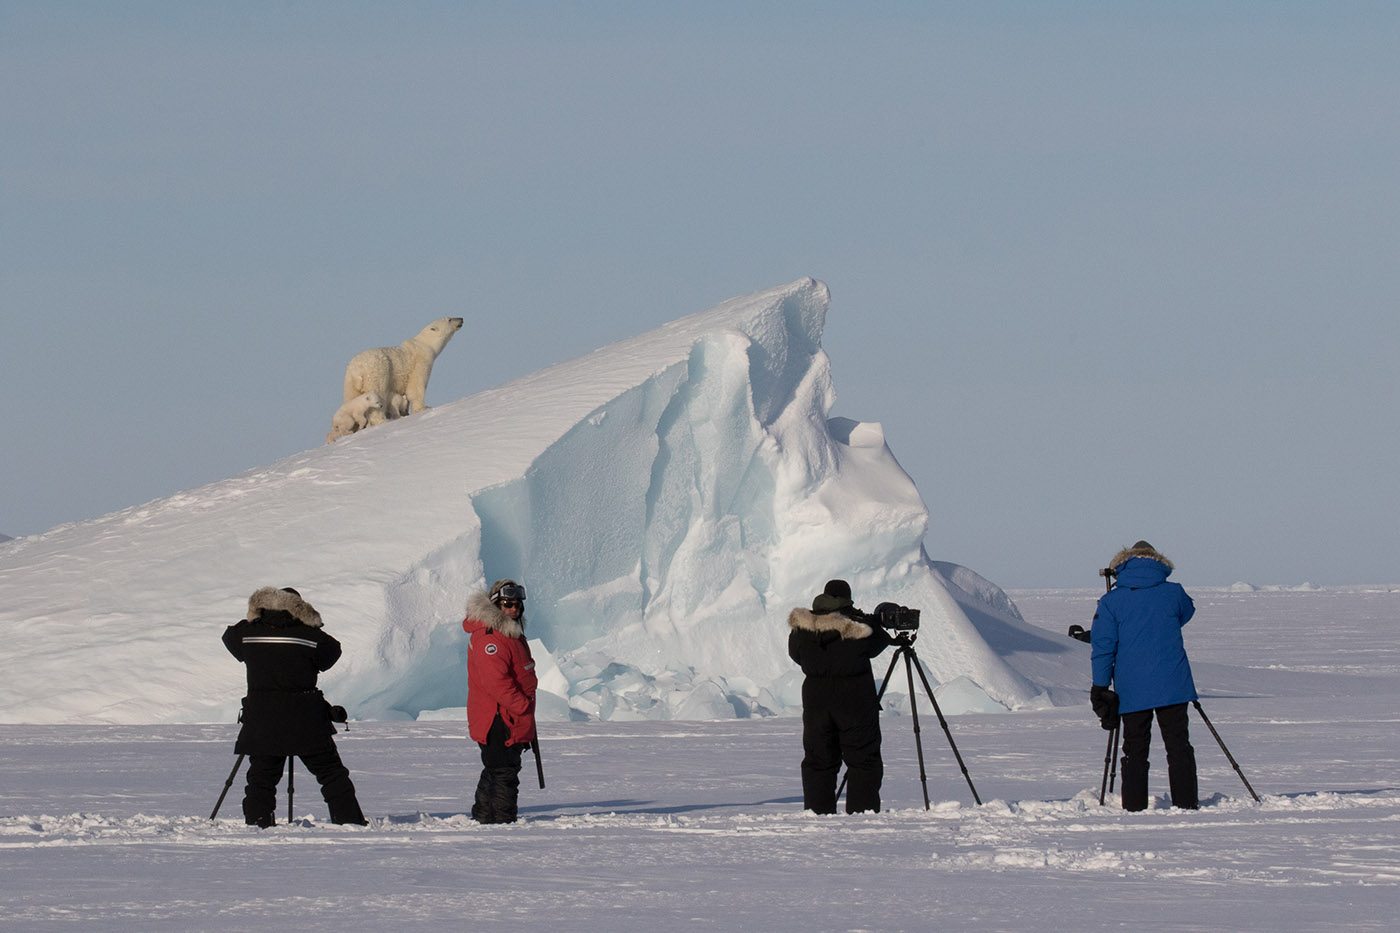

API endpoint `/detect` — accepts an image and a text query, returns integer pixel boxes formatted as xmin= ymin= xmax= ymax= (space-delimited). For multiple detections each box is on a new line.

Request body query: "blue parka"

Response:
xmin=1090 ymin=553 xmax=1197 ymax=714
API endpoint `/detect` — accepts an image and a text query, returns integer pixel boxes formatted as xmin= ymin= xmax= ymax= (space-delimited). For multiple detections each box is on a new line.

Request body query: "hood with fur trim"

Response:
xmin=465 ymin=589 xmax=524 ymax=638
xmin=1109 ymin=542 xmax=1174 ymax=573
xmin=245 ymin=587 xmax=323 ymax=628
xmin=787 ymin=607 xmax=873 ymax=640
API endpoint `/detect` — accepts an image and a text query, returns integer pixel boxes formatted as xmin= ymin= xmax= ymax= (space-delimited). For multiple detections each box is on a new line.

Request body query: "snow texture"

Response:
xmin=0 ymin=278 xmax=1076 ymax=726
xmin=1 ymin=587 xmax=1396 ymax=930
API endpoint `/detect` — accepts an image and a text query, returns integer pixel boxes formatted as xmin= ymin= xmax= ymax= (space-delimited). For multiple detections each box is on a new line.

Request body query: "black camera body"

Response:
xmin=871 ymin=601 xmax=921 ymax=631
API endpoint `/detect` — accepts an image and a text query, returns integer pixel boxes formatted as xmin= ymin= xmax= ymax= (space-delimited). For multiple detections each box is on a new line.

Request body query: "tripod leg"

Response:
xmin=287 ymin=756 xmax=295 ymax=824
xmin=533 ymin=738 xmax=545 ymax=790
xmin=1098 ymin=728 xmax=1115 ymax=805
xmin=1192 ymin=701 xmax=1261 ymax=802
xmin=210 ymin=754 xmax=246 ymax=820
xmin=837 ymin=647 xmax=904 ymax=803
xmin=900 ymin=650 xmax=932 ymax=810
xmin=1108 ymin=725 xmax=1120 ymax=794
xmin=909 ymin=651 xmax=982 ymax=805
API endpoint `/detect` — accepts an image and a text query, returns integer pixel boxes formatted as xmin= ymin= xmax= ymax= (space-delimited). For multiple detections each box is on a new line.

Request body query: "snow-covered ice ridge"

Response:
xmin=0 ymin=278 xmax=1081 ymax=725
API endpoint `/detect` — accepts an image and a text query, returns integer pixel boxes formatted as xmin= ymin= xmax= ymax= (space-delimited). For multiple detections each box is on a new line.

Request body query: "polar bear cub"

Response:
xmin=326 ymin=392 xmax=388 ymax=443
xmin=342 ymin=317 xmax=464 ymax=415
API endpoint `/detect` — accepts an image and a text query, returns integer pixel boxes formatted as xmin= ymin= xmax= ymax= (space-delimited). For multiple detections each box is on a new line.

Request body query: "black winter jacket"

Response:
xmin=222 ymin=587 xmax=342 ymax=756
xmin=788 ymin=606 xmax=892 ymax=696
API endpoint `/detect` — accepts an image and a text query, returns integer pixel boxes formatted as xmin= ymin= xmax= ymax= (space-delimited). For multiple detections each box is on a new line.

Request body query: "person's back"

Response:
xmin=222 ymin=587 xmax=365 ymax=827
xmin=225 ymin=599 xmax=340 ymax=695
xmin=1091 ymin=550 xmax=1196 ymax=715
xmin=1089 ymin=542 xmax=1199 ymax=811
xmin=787 ymin=579 xmax=891 ymax=814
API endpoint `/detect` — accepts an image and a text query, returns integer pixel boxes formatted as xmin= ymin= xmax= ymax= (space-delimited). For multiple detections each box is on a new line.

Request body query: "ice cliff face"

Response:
xmin=0 ymin=279 xmax=1082 ymax=725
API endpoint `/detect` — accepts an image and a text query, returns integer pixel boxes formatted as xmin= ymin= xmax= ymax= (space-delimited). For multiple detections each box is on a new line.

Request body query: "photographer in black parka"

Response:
xmin=788 ymin=579 xmax=892 ymax=814
xmin=222 ymin=587 xmax=367 ymax=827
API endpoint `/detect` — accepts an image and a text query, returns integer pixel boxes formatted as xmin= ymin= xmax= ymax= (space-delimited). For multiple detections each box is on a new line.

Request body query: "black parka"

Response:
xmin=788 ymin=600 xmax=893 ymax=813
xmin=222 ymin=587 xmax=342 ymax=756
xmin=788 ymin=605 xmax=892 ymax=692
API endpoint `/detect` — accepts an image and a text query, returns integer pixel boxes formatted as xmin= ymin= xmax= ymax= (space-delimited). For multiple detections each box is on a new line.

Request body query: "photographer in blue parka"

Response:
xmin=1090 ymin=541 xmax=1200 ymax=811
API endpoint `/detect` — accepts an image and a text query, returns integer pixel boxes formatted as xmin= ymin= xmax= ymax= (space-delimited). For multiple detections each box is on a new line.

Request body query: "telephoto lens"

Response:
xmin=872 ymin=602 xmax=921 ymax=631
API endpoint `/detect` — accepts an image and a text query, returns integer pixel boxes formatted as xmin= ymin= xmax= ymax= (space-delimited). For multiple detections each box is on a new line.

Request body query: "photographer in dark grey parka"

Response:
xmin=1091 ymin=541 xmax=1199 ymax=812
xmin=788 ymin=579 xmax=892 ymax=814
xmin=222 ymin=586 xmax=367 ymax=827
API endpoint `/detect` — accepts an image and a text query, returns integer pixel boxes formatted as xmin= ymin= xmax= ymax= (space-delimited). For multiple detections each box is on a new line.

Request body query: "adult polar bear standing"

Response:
xmin=342 ymin=317 xmax=464 ymax=415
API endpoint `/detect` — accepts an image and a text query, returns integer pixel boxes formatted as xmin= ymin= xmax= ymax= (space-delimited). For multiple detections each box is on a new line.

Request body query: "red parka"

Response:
xmin=462 ymin=590 xmax=538 ymax=746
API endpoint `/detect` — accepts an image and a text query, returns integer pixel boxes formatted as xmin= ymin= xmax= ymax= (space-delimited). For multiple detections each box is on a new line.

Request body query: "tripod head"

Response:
xmin=888 ymin=629 xmax=919 ymax=648
xmin=1098 ymin=566 xmax=1117 ymax=593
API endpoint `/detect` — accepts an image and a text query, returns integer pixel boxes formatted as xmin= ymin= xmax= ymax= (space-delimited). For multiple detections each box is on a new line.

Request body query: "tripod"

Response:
xmin=209 ymin=754 xmax=298 ymax=823
xmin=1093 ymin=567 xmax=1121 ymax=806
xmin=838 ymin=630 xmax=981 ymax=808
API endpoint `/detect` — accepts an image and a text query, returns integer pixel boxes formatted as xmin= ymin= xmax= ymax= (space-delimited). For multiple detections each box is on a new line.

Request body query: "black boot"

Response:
xmin=472 ymin=768 xmax=497 ymax=823
xmin=843 ymin=766 xmax=883 ymax=815
xmin=800 ymin=765 xmax=839 ymax=815
xmin=1167 ymin=748 xmax=1199 ymax=810
xmin=1120 ymin=757 xmax=1150 ymax=812
xmin=242 ymin=755 xmax=283 ymax=827
xmin=486 ymin=766 xmax=521 ymax=824
xmin=328 ymin=793 xmax=368 ymax=825
xmin=300 ymin=745 xmax=368 ymax=825
xmin=1157 ymin=704 xmax=1198 ymax=810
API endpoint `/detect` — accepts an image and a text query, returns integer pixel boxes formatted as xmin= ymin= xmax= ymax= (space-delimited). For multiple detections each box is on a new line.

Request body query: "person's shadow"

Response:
xmin=391 ymin=796 xmax=806 ymax=822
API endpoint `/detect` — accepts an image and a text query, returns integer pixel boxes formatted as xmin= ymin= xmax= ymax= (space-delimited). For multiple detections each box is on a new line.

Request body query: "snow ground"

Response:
xmin=2 ymin=586 xmax=1397 ymax=931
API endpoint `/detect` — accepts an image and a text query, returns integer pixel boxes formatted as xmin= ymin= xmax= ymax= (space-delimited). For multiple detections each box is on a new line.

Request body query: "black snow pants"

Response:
xmin=473 ymin=714 xmax=524 ymax=824
xmin=1120 ymin=702 xmax=1198 ymax=812
xmin=243 ymin=742 xmax=367 ymax=827
xmin=801 ymin=678 xmax=883 ymax=814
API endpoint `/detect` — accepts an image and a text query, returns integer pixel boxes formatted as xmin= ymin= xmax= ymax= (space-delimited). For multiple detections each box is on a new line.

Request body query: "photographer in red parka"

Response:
xmin=222 ymin=586 xmax=366 ymax=827
xmin=462 ymin=578 xmax=538 ymax=824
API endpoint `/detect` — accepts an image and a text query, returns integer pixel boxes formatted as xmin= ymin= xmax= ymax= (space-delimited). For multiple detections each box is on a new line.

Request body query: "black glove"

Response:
xmin=1067 ymin=624 xmax=1091 ymax=643
xmin=1090 ymin=684 xmax=1120 ymax=731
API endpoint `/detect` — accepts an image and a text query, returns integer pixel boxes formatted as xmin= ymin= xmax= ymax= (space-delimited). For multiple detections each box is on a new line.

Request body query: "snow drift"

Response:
xmin=0 ymin=278 xmax=1084 ymax=725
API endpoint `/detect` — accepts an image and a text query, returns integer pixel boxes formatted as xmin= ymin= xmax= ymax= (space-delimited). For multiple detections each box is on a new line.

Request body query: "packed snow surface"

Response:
xmin=0 ymin=278 xmax=1076 ymax=725
xmin=1 ymin=587 xmax=1396 ymax=930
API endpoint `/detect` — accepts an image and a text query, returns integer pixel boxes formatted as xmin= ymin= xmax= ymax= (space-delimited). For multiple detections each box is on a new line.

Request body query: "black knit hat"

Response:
xmin=823 ymin=579 xmax=853 ymax=601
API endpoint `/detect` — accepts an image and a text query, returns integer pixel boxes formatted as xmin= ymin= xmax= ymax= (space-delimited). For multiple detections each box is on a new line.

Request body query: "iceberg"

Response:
xmin=0 ymin=278 xmax=1083 ymax=725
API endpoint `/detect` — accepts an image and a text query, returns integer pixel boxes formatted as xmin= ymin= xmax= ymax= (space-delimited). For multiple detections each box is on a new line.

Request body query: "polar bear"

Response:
xmin=342 ymin=317 xmax=464 ymax=415
xmin=326 ymin=392 xmax=388 ymax=443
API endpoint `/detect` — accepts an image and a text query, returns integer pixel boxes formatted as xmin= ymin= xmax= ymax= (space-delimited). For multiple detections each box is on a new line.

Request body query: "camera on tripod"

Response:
xmin=870 ymin=601 xmax=920 ymax=632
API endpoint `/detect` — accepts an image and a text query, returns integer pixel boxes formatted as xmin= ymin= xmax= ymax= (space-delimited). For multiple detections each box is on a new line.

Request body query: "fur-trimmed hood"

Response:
xmin=464 ymin=590 xmax=524 ymax=638
xmin=245 ymin=587 xmax=323 ymax=628
xmin=787 ymin=607 xmax=873 ymax=640
xmin=1109 ymin=542 xmax=1173 ymax=573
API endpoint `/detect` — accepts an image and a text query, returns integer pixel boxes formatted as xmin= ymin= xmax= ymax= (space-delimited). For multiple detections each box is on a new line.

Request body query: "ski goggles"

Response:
xmin=494 ymin=583 xmax=526 ymax=603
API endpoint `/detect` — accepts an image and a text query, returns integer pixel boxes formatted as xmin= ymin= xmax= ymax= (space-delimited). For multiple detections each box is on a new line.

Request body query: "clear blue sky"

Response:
xmin=3 ymin=2 xmax=1397 ymax=587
